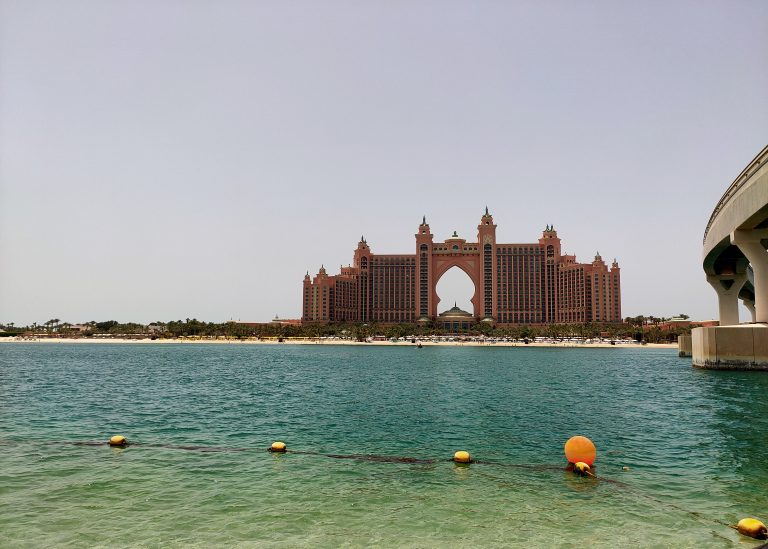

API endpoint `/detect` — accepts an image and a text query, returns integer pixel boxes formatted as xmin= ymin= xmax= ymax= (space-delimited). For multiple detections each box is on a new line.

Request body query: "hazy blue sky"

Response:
xmin=1 ymin=1 xmax=767 ymax=325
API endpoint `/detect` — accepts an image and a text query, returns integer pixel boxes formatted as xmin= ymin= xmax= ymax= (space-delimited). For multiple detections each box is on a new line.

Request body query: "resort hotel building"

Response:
xmin=302 ymin=209 xmax=621 ymax=325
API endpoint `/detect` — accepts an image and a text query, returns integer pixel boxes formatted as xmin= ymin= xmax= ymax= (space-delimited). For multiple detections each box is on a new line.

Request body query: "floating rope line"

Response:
xmin=618 ymin=482 xmax=735 ymax=530
xmin=310 ymin=452 xmax=437 ymax=465
xmin=67 ymin=441 xmax=250 ymax=452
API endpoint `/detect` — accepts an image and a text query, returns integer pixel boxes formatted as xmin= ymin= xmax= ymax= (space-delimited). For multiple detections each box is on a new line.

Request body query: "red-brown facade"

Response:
xmin=302 ymin=210 xmax=621 ymax=324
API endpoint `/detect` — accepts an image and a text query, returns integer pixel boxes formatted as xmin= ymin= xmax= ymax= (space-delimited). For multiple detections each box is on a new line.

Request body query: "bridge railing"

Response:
xmin=703 ymin=144 xmax=768 ymax=245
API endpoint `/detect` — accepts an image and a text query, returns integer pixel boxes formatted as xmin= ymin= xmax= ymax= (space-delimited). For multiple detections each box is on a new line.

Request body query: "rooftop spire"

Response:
xmin=422 ymin=215 xmax=426 ymax=224
xmin=485 ymin=205 xmax=489 ymax=215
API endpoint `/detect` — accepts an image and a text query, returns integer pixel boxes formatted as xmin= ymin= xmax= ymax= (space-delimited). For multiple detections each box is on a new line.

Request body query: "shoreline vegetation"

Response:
xmin=0 ymin=335 xmax=676 ymax=348
xmin=0 ymin=316 xmax=692 ymax=345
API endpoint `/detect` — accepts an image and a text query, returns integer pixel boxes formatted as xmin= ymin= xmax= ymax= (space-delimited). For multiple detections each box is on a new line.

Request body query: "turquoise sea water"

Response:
xmin=1 ymin=343 xmax=767 ymax=548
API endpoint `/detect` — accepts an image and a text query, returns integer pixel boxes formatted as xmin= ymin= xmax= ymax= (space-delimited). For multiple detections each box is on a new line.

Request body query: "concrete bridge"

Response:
xmin=693 ymin=144 xmax=768 ymax=369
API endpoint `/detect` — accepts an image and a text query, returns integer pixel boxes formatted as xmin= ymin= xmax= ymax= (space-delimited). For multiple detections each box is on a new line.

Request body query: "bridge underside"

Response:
xmin=702 ymin=147 xmax=768 ymax=326
xmin=695 ymin=145 xmax=768 ymax=370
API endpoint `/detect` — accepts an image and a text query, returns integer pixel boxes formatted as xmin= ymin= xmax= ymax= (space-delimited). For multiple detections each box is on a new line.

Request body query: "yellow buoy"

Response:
xmin=108 ymin=435 xmax=127 ymax=447
xmin=736 ymin=518 xmax=767 ymax=539
xmin=270 ymin=441 xmax=287 ymax=453
xmin=453 ymin=450 xmax=471 ymax=464
xmin=573 ymin=461 xmax=591 ymax=476
xmin=564 ymin=435 xmax=596 ymax=465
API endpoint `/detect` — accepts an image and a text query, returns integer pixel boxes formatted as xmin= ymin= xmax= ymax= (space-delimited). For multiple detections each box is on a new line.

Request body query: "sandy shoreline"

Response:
xmin=0 ymin=337 xmax=677 ymax=349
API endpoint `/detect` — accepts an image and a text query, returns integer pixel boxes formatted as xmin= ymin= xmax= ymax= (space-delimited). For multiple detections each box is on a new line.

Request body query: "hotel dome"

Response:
xmin=437 ymin=304 xmax=474 ymax=331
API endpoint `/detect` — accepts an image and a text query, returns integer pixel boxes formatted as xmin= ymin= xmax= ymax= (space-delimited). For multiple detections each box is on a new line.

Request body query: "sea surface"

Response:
xmin=1 ymin=343 xmax=767 ymax=548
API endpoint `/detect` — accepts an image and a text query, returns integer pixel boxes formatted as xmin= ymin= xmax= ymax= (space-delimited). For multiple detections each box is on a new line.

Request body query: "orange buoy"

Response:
xmin=564 ymin=435 xmax=596 ymax=465
xmin=453 ymin=451 xmax=471 ymax=464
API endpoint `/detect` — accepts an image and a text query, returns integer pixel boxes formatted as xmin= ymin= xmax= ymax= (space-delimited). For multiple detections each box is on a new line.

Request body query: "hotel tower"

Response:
xmin=302 ymin=209 xmax=621 ymax=325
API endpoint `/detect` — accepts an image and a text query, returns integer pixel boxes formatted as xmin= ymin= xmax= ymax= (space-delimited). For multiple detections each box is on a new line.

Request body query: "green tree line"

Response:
xmin=1 ymin=315 xmax=694 ymax=343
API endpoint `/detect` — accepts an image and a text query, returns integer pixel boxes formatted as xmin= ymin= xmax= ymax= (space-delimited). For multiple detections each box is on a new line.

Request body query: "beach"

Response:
xmin=0 ymin=336 xmax=677 ymax=349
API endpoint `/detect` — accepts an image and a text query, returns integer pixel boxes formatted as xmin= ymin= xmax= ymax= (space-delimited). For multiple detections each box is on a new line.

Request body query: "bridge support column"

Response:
xmin=707 ymin=274 xmax=746 ymax=326
xmin=732 ymin=229 xmax=768 ymax=323
xmin=742 ymin=299 xmax=757 ymax=323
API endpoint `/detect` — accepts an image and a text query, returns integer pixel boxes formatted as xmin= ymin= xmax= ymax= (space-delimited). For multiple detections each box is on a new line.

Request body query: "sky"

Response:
xmin=1 ymin=1 xmax=767 ymax=325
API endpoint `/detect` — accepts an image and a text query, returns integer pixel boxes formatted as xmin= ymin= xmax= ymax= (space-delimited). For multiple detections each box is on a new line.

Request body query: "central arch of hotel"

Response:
xmin=431 ymin=257 xmax=481 ymax=318
xmin=415 ymin=213 xmax=498 ymax=323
